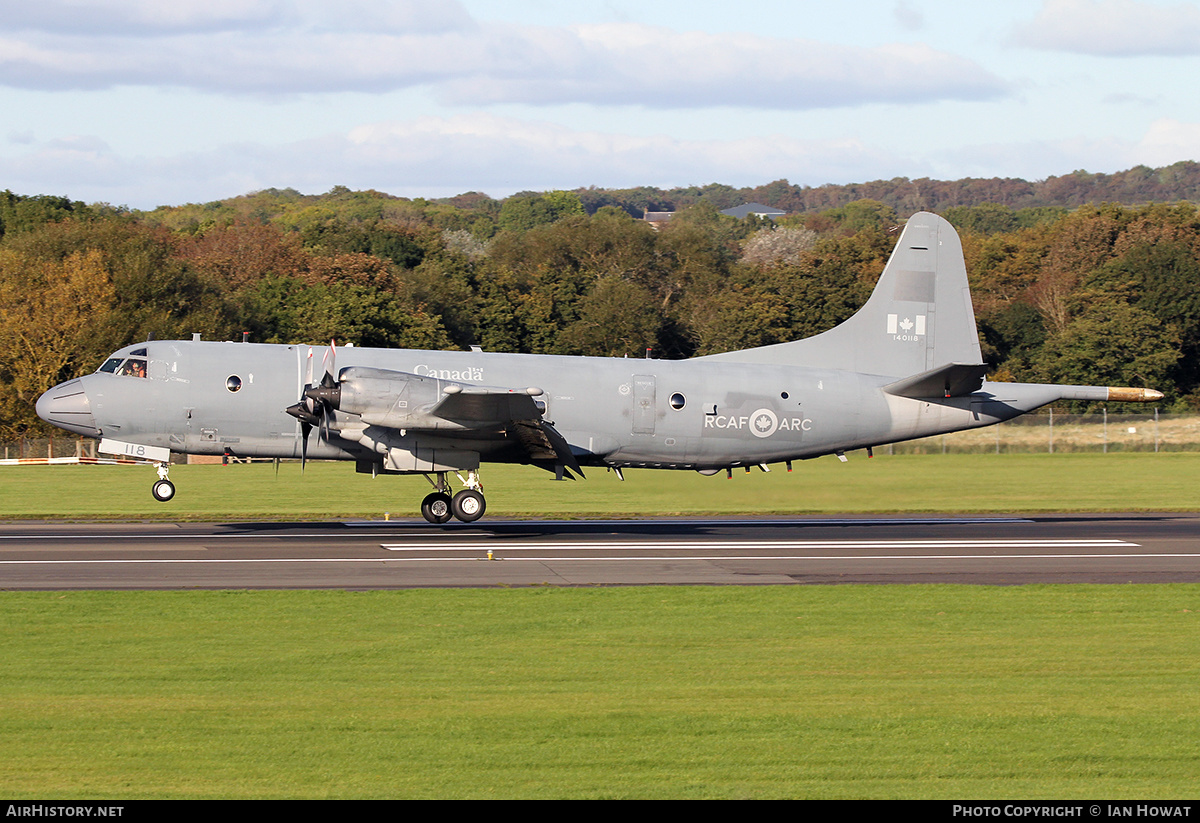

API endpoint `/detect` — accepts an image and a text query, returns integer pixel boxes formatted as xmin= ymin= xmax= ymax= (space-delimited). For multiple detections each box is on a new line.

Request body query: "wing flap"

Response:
xmin=430 ymin=386 xmax=543 ymax=427
xmin=511 ymin=419 xmax=585 ymax=479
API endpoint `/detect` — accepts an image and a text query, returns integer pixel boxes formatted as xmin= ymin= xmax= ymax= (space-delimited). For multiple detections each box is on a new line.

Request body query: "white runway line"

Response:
xmin=380 ymin=539 xmax=1139 ymax=551
xmin=6 ymin=538 xmax=1195 ymax=567
xmin=6 ymin=553 xmax=1200 ymax=566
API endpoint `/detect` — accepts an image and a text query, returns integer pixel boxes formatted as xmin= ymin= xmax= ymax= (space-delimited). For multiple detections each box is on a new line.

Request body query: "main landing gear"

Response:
xmin=419 ymin=470 xmax=486 ymax=524
xmin=150 ymin=462 xmax=175 ymax=502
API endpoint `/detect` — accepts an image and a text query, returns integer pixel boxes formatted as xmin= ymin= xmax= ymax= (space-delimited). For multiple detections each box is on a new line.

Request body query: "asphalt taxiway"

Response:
xmin=2 ymin=514 xmax=1199 ymax=589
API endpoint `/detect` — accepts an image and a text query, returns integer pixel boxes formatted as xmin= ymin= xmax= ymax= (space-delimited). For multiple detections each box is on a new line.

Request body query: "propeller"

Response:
xmin=285 ymin=341 xmax=339 ymax=469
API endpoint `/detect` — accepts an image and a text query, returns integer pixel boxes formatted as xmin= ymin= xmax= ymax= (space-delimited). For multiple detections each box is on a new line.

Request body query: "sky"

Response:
xmin=4 ymin=0 xmax=1200 ymax=209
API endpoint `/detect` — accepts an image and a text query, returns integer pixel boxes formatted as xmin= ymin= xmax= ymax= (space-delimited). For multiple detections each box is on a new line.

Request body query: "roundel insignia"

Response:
xmin=749 ymin=408 xmax=778 ymax=438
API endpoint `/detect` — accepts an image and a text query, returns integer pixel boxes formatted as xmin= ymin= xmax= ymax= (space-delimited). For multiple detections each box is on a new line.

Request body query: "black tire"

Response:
xmin=151 ymin=479 xmax=176 ymax=502
xmin=420 ymin=492 xmax=453 ymax=524
xmin=451 ymin=489 xmax=486 ymax=522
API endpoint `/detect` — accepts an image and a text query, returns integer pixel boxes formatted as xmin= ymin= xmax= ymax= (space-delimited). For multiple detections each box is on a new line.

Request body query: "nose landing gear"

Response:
xmin=420 ymin=470 xmax=486 ymax=524
xmin=150 ymin=463 xmax=175 ymax=502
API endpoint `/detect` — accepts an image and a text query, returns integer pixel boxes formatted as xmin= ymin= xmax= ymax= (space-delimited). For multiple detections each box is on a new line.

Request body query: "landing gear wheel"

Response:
xmin=420 ymin=492 xmax=453 ymax=524
xmin=151 ymin=479 xmax=176 ymax=502
xmin=451 ymin=489 xmax=486 ymax=522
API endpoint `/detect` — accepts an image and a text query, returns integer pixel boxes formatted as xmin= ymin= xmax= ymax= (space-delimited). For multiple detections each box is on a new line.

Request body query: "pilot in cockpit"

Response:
xmin=99 ymin=347 xmax=148 ymax=378
xmin=117 ymin=359 xmax=146 ymax=378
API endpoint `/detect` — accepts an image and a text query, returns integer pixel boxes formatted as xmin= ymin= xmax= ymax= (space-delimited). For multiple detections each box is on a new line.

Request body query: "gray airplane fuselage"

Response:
xmin=48 ymin=338 xmax=1050 ymax=471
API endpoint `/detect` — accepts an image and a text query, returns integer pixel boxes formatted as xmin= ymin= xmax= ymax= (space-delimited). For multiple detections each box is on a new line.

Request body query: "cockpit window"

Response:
xmin=117 ymin=358 xmax=147 ymax=378
xmin=98 ymin=355 xmax=148 ymax=377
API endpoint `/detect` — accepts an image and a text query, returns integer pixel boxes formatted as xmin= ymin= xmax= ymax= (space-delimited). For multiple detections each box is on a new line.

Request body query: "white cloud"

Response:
xmin=930 ymin=118 xmax=1200 ymax=181
xmin=3 ymin=0 xmax=474 ymax=36
xmin=4 ymin=0 xmax=289 ymax=36
xmin=437 ymin=25 xmax=1004 ymax=109
xmin=1013 ymin=0 xmax=1200 ymax=56
xmin=340 ymin=115 xmax=908 ymax=192
xmin=0 ymin=115 xmax=914 ymax=207
xmin=0 ymin=15 xmax=1004 ymax=109
xmin=11 ymin=113 xmax=1196 ymax=210
xmin=1136 ymin=117 xmax=1200 ymax=165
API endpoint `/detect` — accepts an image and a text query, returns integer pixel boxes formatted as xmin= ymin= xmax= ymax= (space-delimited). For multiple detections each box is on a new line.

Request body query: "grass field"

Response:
xmin=3 ymin=453 xmax=1198 ymax=798
xmin=2 ymin=586 xmax=1198 ymax=799
xmin=1 ymin=450 xmax=1199 ymax=519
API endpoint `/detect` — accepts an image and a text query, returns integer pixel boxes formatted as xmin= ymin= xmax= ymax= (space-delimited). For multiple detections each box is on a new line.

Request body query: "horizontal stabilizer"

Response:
xmin=883 ymin=363 xmax=989 ymax=399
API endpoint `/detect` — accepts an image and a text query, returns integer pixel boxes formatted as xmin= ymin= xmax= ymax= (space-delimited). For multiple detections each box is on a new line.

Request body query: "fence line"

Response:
xmin=889 ymin=411 xmax=1192 ymax=454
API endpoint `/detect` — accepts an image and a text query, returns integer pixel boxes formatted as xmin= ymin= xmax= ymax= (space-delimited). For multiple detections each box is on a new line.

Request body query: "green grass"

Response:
xmin=1 ymin=451 xmax=1198 ymax=520
xmin=4 ymin=454 xmax=1197 ymax=798
xmin=2 ymin=586 xmax=1198 ymax=798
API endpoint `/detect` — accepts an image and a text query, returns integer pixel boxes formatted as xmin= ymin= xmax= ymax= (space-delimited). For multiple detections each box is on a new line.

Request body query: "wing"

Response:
xmin=309 ymin=366 xmax=584 ymax=476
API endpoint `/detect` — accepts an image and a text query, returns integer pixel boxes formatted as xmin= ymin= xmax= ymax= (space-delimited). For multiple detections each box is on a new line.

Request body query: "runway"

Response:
xmin=2 ymin=513 xmax=1200 ymax=589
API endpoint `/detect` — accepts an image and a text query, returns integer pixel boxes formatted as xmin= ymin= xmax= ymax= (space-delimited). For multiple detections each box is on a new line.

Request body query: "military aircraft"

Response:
xmin=36 ymin=212 xmax=1162 ymax=523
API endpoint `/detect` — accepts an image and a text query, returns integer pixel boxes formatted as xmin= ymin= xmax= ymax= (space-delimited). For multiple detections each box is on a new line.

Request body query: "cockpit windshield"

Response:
xmin=118 ymin=359 xmax=147 ymax=377
xmin=97 ymin=348 xmax=148 ymax=378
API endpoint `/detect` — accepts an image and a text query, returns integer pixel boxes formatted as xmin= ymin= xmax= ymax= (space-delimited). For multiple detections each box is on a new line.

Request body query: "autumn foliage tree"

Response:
xmin=6 ymin=180 xmax=1200 ymax=436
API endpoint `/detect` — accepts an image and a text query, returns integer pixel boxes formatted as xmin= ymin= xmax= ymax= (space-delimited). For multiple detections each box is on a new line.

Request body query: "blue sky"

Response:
xmin=3 ymin=0 xmax=1200 ymax=209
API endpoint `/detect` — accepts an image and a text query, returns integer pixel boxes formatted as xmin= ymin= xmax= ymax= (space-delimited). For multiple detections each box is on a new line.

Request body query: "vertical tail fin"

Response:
xmin=697 ymin=212 xmax=983 ymax=377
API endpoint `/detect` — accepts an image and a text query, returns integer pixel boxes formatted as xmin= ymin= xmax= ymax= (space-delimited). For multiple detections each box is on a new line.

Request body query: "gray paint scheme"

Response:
xmin=36 ymin=213 xmax=1160 ymax=517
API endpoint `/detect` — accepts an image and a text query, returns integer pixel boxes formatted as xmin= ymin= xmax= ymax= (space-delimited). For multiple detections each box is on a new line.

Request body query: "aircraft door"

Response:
xmin=632 ymin=374 xmax=656 ymax=434
xmin=149 ymin=342 xmax=198 ymax=450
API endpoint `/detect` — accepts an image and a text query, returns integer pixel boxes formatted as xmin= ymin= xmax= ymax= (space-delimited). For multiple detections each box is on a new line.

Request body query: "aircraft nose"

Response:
xmin=36 ymin=379 xmax=101 ymax=438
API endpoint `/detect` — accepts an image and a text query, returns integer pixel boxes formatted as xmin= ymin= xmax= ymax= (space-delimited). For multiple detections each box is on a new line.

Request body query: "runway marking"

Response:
xmin=6 ymin=553 xmax=1200 ymax=566
xmin=6 ymin=538 xmax=1194 ymax=567
xmin=379 ymin=539 xmax=1139 ymax=551
xmin=0 ymin=539 xmax=1147 ymax=562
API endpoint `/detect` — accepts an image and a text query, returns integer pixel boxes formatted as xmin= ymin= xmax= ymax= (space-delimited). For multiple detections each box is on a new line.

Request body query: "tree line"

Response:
xmin=2 ymin=176 xmax=1199 ymax=437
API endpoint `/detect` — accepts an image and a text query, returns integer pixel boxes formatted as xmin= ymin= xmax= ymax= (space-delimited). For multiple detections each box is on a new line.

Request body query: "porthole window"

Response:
xmin=669 ymin=392 xmax=686 ymax=410
xmin=226 ymin=375 xmax=242 ymax=393
xmin=781 ymin=391 xmax=789 ymax=399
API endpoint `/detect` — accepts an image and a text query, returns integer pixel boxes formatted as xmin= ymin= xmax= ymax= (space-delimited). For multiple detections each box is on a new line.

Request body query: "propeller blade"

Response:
xmin=300 ymin=420 xmax=311 ymax=471
xmin=289 ymin=341 xmax=341 ymax=461
xmin=321 ymin=339 xmax=336 ymax=387
xmin=304 ymin=347 xmax=315 ymax=413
